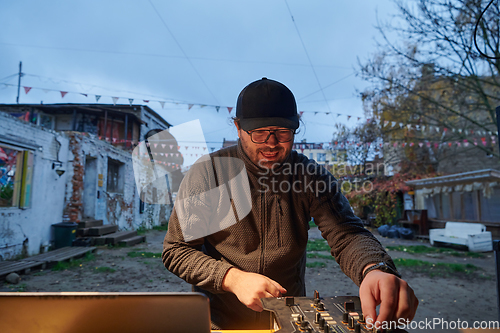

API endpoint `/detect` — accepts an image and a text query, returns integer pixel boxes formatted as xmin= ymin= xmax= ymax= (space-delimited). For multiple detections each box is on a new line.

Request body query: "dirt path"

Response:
xmin=2 ymin=227 xmax=498 ymax=332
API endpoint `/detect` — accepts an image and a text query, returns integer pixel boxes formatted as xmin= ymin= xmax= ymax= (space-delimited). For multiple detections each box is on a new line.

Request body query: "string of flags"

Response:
xmin=4 ymin=83 xmax=367 ymax=120
xmin=332 ymin=136 xmax=497 ymax=149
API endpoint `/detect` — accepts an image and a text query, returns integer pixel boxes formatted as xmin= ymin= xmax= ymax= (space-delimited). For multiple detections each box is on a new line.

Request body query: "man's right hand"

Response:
xmin=222 ymin=268 xmax=287 ymax=312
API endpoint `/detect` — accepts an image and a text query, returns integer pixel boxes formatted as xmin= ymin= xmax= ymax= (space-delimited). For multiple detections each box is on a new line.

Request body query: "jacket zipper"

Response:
xmin=277 ymin=196 xmax=283 ymax=247
xmin=259 ymin=188 xmax=266 ymax=274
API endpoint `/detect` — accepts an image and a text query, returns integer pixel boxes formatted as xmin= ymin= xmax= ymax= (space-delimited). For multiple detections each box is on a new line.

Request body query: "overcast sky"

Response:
xmin=0 ymin=0 xmax=399 ymax=151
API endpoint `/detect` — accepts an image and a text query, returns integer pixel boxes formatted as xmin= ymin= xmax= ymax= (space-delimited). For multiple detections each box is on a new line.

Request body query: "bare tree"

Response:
xmin=360 ymin=0 xmax=500 ymax=170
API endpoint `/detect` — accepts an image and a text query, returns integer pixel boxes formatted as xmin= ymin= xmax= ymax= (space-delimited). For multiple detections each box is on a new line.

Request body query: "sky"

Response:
xmin=0 ymin=0 xmax=399 ymax=152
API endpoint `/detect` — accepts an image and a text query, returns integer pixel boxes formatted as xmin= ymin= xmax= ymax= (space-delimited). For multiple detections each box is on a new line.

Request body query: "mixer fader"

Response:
xmin=261 ymin=290 xmax=406 ymax=333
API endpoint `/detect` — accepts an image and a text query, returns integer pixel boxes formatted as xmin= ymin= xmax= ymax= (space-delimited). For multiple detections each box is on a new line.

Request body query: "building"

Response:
xmin=0 ymin=104 xmax=177 ymax=260
xmin=406 ymin=169 xmax=500 ymax=237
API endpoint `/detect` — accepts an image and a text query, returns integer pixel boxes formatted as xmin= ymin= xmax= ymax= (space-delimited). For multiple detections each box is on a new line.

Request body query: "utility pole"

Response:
xmin=16 ymin=61 xmax=22 ymax=104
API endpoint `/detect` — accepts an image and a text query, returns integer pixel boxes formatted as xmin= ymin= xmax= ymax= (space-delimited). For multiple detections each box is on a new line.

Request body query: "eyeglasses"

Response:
xmin=245 ymin=129 xmax=295 ymax=144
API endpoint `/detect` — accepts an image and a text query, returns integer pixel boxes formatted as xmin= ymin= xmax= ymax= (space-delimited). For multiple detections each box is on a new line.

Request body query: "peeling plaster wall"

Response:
xmin=0 ymin=113 xmax=69 ymax=260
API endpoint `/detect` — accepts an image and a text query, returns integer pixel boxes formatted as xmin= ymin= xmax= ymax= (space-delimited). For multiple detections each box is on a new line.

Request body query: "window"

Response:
xmin=0 ymin=144 xmax=34 ymax=208
xmin=452 ymin=192 xmax=462 ymax=219
xmin=441 ymin=193 xmax=451 ymax=219
xmin=107 ymin=159 xmax=124 ymax=193
xmin=317 ymin=153 xmax=326 ymax=162
xmin=480 ymin=188 xmax=500 ymax=222
xmin=463 ymin=191 xmax=478 ymax=220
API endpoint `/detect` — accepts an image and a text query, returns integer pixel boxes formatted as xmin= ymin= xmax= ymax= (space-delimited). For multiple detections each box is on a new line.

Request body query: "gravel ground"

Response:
xmin=2 ymin=227 xmax=498 ymax=332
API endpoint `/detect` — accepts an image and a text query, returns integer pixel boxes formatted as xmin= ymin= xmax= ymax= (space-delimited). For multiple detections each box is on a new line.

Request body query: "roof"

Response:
xmin=0 ymin=103 xmax=172 ymax=128
xmin=406 ymin=169 xmax=500 ymax=187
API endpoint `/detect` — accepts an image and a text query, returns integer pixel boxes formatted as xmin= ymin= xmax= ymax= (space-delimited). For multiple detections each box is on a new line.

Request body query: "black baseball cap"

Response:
xmin=236 ymin=78 xmax=299 ymax=131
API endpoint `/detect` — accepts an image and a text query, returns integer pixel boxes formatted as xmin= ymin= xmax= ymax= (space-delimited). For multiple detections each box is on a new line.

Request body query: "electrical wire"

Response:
xmin=284 ymin=0 xmax=332 ymax=112
xmin=148 ymin=0 xmax=220 ymax=105
xmin=473 ymin=0 xmax=499 ymax=60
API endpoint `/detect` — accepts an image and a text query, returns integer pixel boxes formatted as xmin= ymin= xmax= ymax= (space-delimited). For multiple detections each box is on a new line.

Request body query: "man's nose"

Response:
xmin=265 ymin=132 xmax=279 ymax=147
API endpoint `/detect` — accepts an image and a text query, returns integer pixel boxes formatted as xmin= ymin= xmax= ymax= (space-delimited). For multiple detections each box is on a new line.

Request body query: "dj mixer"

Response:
xmin=261 ymin=291 xmax=407 ymax=333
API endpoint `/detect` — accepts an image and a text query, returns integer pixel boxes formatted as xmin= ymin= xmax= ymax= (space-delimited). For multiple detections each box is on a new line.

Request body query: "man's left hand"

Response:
xmin=359 ymin=270 xmax=418 ymax=330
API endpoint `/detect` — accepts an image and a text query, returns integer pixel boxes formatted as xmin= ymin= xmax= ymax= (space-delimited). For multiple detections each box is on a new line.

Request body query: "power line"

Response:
xmin=148 ymin=0 xmax=220 ymax=105
xmin=0 ymin=42 xmax=351 ymax=70
xmin=284 ymin=0 xmax=331 ymax=112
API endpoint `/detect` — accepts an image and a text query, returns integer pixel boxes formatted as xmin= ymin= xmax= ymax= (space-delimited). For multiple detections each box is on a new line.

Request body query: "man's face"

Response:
xmin=236 ymin=121 xmax=294 ymax=170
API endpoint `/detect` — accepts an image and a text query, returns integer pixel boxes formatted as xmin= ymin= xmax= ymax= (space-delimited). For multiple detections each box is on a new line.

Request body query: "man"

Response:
xmin=163 ymin=78 xmax=418 ymax=330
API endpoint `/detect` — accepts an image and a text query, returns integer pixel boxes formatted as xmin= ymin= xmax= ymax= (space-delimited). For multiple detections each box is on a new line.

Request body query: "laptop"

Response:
xmin=0 ymin=292 xmax=211 ymax=333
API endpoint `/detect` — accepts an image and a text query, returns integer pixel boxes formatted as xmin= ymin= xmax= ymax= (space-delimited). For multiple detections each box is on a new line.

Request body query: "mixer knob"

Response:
xmin=344 ymin=301 xmax=355 ymax=312
xmin=342 ymin=312 xmax=348 ymax=323
xmin=317 ymin=303 xmax=325 ymax=311
xmin=354 ymin=323 xmax=361 ymax=333
xmin=315 ymin=312 xmax=321 ymax=324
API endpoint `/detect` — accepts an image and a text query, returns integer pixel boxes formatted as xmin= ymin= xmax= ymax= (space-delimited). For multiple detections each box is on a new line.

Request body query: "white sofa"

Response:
xmin=429 ymin=222 xmax=493 ymax=252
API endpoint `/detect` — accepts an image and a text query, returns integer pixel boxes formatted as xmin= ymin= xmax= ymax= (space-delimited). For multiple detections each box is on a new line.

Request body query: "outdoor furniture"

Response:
xmin=429 ymin=221 xmax=493 ymax=252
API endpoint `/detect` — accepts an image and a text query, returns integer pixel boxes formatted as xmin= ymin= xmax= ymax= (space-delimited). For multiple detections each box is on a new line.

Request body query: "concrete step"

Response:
xmin=78 ymin=219 xmax=103 ymax=229
xmin=88 ymin=224 xmax=118 ymax=236
xmin=104 ymin=231 xmax=138 ymax=245
xmin=119 ymin=235 xmax=146 ymax=247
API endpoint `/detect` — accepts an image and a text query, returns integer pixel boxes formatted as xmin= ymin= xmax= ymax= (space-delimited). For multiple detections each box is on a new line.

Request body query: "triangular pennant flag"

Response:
xmin=143 ymin=100 xmax=149 ymax=103
xmin=418 ymin=142 xmax=423 ymax=147
xmin=60 ymin=91 xmax=68 ymax=98
xmin=188 ymin=104 xmax=194 ymax=110
xmin=24 ymin=86 xmax=32 ymax=94
xmin=347 ymin=115 xmax=351 ymax=120
xmin=358 ymin=117 xmax=361 ymax=121
xmin=299 ymin=111 xmax=304 ymax=116
xmin=169 ymin=145 xmax=173 ymax=149
xmin=159 ymin=101 xmax=165 ymax=109
xmin=407 ymin=124 xmax=411 ymax=130
xmin=227 ymin=107 xmax=233 ymax=114
xmin=457 ymin=141 xmax=461 ymax=147
xmin=95 ymin=95 xmax=101 ymax=102
xmin=215 ymin=106 xmax=220 ymax=112
xmin=314 ymin=112 xmax=318 ymax=115
xmin=337 ymin=113 xmax=341 ymax=117
xmin=383 ymin=121 xmax=389 ymax=127
xmin=112 ymin=97 xmax=119 ymax=105
xmin=81 ymin=93 xmax=88 ymax=97
xmin=391 ymin=121 xmax=396 ymax=127
xmin=128 ymin=98 xmax=134 ymax=105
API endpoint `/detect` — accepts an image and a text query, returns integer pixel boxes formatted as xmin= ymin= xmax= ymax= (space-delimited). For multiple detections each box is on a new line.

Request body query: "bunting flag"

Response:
xmin=216 ymin=106 xmax=220 ymax=112
xmin=81 ymin=93 xmax=88 ymax=97
xmin=227 ymin=107 xmax=233 ymax=114
xmin=95 ymin=95 xmax=101 ymax=102
xmin=347 ymin=115 xmax=351 ymax=120
xmin=188 ymin=104 xmax=194 ymax=110
xmin=128 ymin=98 xmax=134 ymax=105
xmin=24 ymin=86 xmax=32 ymax=94
xmin=159 ymin=101 xmax=165 ymax=109
xmin=60 ymin=91 xmax=68 ymax=98
xmin=299 ymin=111 xmax=304 ymax=116
xmin=143 ymin=100 xmax=149 ymax=103
xmin=112 ymin=97 xmax=119 ymax=105
xmin=337 ymin=114 xmax=341 ymax=117
xmin=384 ymin=121 xmax=389 ymax=127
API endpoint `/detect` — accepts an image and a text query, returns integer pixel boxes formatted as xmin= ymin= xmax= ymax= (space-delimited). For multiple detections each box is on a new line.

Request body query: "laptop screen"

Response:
xmin=0 ymin=292 xmax=211 ymax=333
